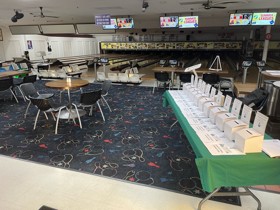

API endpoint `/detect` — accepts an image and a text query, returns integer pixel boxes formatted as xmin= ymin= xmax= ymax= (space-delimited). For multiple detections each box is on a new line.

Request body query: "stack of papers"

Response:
xmin=262 ymin=139 xmax=280 ymax=158
xmin=169 ymin=90 xmax=245 ymax=156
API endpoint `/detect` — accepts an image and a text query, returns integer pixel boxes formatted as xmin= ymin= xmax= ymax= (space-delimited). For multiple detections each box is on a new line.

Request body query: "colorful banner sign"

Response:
xmin=179 ymin=16 xmax=198 ymax=28
xmin=251 ymin=12 xmax=277 ymax=25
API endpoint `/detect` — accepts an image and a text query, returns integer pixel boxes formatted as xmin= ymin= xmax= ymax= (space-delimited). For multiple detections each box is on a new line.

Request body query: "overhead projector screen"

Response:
xmin=76 ymin=23 xmax=115 ymax=34
xmin=41 ymin=24 xmax=76 ymax=34
xmin=9 ymin=25 xmax=41 ymax=35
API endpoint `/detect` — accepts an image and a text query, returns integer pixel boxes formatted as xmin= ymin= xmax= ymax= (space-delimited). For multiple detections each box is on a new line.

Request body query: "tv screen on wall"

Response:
xmin=251 ymin=12 xmax=277 ymax=25
xmin=116 ymin=18 xmax=134 ymax=29
xmin=160 ymin=16 xmax=179 ymax=28
xmin=229 ymin=13 xmax=252 ymax=26
xmin=102 ymin=18 xmax=118 ymax=30
xmin=179 ymin=16 xmax=199 ymax=28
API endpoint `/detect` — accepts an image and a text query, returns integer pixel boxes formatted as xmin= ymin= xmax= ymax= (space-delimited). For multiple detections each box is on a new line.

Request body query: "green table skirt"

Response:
xmin=163 ymin=91 xmax=280 ymax=192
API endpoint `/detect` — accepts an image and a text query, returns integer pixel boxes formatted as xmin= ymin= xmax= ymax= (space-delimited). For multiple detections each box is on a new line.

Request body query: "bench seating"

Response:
xmin=36 ymin=64 xmax=88 ymax=79
xmin=98 ymin=68 xmax=144 ymax=84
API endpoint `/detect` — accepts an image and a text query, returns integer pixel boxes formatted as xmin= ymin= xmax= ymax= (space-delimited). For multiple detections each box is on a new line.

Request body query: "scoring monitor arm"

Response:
xmin=184 ymin=63 xmax=202 ymax=77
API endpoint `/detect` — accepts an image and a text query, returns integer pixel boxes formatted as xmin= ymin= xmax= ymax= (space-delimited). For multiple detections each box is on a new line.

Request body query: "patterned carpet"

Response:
xmin=0 ymin=81 xmax=240 ymax=206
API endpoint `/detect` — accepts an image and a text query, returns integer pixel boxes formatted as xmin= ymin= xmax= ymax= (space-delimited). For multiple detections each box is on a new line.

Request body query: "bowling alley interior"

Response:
xmin=1 ymin=0 xmax=280 ymax=210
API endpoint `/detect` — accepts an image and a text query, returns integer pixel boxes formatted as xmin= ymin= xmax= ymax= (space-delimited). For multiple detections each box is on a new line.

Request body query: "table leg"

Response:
xmin=198 ymin=187 xmax=261 ymax=210
xmin=57 ymin=88 xmax=86 ymax=120
xmin=94 ymin=63 xmax=97 ymax=82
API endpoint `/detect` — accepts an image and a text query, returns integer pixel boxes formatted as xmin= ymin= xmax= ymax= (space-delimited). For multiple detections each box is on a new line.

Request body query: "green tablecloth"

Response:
xmin=163 ymin=91 xmax=280 ymax=192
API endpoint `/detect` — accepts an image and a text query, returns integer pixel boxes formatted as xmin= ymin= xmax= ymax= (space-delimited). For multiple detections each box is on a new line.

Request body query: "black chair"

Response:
xmin=240 ymin=88 xmax=269 ymax=112
xmin=153 ymin=72 xmax=171 ymax=93
xmin=101 ymin=80 xmax=112 ymax=112
xmin=0 ymin=78 xmax=18 ymax=103
xmin=202 ymin=73 xmax=221 ymax=91
xmin=30 ymin=97 xmax=82 ymax=134
xmin=218 ymin=76 xmax=234 ymax=95
xmin=14 ymin=75 xmax=37 ymax=101
xmin=178 ymin=73 xmax=193 ymax=89
xmin=20 ymin=83 xmax=54 ymax=118
xmin=77 ymin=89 xmax=105 ymax=121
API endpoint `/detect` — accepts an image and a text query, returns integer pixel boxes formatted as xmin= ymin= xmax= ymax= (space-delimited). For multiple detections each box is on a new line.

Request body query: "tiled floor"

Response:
xmin=251 ymin=185 xmax=280 ymax=194
xmin=0 ymin=155 xmax=280 ymax=210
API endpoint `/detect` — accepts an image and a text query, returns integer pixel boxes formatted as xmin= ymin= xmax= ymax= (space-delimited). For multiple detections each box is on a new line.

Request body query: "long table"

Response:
xmin=0 ymin=70 xmax=30 ymax=79
xmin=163 ymin=90 xmax=280 ymax=208
xmin=152 ymin=66 xmax=229 ymax=75
xmin=153 ymin=66 xmax=229 ymax=86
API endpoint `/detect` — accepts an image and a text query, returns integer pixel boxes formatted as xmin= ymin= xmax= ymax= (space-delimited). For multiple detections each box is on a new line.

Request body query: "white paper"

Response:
xmin=253 ymin=112 xmax=269 ymax=135
xmin=207 ymin=143 xmax=245 ymax=155
xmin=231 ymin=98 xmax=243 ymax=117
xmin=210 ymin=87 xmax=217 ymax=98
xmin=240 ymin=105 xmax=252 ymax=124
xmin=168 ymin=88 xmax=247 ymax=156
xmin=205 ymin=84 xmax=211 ymax=95
xmin=223 ymin=95 xmax=232 ymax=111
xmin=262 ymin=139 xmax=280 ymax=158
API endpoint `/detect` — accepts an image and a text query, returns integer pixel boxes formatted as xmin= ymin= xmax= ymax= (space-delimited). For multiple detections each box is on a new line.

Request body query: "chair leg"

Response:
xmin=101 ymin=95 xmax=112 ymax=112
xmin=10 ymin=88 xmax=18 ymax=103
xmin=17 ymin=86 xmax=26 ymax=102
xmin=24 ymin=101 xmax=32 ymax=118
xmin=97 ymin=101 xmax=105 ymax=122
xmin=152 ymin=81 xmax=157 ymax=94
xmin=34 ymin=110 xmax=41 ymax=130
xmin=55 ymin=108 xmax=63 ymax=134
xmin=44 ymin=112 xmax=49 ymax=120
xmin=59 ymin=90 xmax=65 ymax=103
xmin=72 ymin=103 xmax=82 ymax=129
xmin=51 ymin=112 xmax=56 ymax=121
xmin=170 ymin=120 xmax=178 ymax=131
xmin=101 ymin=97 xmax=105 ymax=106
xmin=89 ymin=105 xmax=93 ymax=116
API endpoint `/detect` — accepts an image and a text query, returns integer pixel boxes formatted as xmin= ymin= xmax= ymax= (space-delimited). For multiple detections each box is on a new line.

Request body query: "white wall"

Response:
xmin=1 ymin=24 xmax=280 ymax=61
xmin=0 ymin=26 xmax=97 ymax=61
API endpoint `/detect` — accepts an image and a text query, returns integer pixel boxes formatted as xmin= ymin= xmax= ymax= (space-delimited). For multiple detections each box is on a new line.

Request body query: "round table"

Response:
xmin=45 ymin=79 xmax=89 ymax=90
xmin=45 ymin=79 xmax=89 ymax=119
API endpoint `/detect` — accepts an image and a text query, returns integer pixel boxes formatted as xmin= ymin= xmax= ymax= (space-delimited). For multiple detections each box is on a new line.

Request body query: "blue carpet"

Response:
xmin=0 ymin=81 xmax=240 ymax=206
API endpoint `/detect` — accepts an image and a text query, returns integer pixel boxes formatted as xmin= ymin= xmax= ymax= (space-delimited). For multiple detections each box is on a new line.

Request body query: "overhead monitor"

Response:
xmin=251 ymin=12 xmax=277 ymax=25
xmin=160 ymin=16 xmax=179 ymax=28
xmin=229 ymin=13 xmax=252 ymax=26
xmin=117 ymin=18 xmax=134 ymax=29
xmin=103 ymin=18 xmax=118 ymax=30
xmin=179 ymin=16 xmax=198 ymax=28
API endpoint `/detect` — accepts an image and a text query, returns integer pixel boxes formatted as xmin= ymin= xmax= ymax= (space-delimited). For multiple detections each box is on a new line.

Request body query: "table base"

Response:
xmin=56 ymin=109 xmax=86 ymax=119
